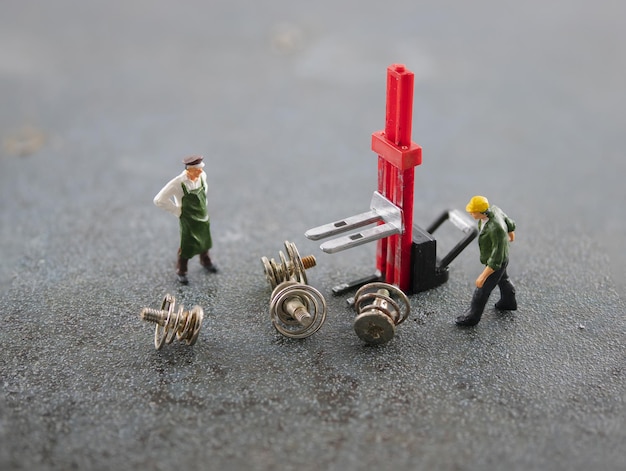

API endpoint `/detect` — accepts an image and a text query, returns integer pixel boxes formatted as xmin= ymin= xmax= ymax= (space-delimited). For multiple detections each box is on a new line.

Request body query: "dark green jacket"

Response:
xmin=478 ymin=206 xmax=516 ymax=270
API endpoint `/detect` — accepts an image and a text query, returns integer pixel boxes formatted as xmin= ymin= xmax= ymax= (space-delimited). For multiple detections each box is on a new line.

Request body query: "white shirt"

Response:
xmin=153 ymin=170 xmax=207 ymax=218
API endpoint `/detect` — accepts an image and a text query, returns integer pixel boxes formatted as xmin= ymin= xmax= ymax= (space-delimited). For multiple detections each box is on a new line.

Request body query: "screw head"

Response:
xmin=354 ymin=311 xmax=396 ymax=345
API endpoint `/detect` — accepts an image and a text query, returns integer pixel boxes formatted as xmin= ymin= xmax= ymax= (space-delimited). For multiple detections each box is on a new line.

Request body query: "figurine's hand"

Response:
xmin=475 ymin=275 xmax=486 ymax=288
xmin=476 ymin=266 xmax=494 ymax=288
xmin=508 ymin=231 xmax=515 ymax=242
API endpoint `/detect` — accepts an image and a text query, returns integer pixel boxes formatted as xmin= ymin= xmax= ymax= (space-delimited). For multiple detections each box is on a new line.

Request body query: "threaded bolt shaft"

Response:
xmin=140 ymin=308 xmax=167 ymax=325
xmin=301 ymin=255 xmax=316 ymax=270
xmin=139 ymin=294 xmax=204 ymax=350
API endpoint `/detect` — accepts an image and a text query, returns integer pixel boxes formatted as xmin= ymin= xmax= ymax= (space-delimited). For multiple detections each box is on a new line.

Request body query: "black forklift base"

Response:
xmin=332 ymin=209 xmax=477 ymax=296
xmin=410 ymin=209 xmax=478 ymax=294
xmin=410 ymin=225 xmax=450 ymax=293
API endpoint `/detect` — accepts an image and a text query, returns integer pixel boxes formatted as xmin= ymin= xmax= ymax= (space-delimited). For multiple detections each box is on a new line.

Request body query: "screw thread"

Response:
xmin=292 ymin=306 xmax=313 ymax=327
xmin=284 ymin=297 xmax=306 ymax=319
xmin=141 ymin=308 xmax=167 ymax=325
xmin=301 ymin=255 xmax=316 ymax=270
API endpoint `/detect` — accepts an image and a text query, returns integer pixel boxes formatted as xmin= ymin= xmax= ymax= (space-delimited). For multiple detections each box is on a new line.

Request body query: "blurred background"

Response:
xmin=2 ymin=0 xmax=625 ymax=293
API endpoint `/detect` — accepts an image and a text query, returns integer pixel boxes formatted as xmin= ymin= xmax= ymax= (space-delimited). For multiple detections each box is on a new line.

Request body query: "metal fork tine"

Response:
xmin=305 ymin=210 xmax=382 ymax=240
xmin=319 ymin=222 xmax=401 ymax=253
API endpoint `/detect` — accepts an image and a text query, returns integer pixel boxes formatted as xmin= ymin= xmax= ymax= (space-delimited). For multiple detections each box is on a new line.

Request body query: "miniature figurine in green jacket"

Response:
xmin=456 ymin=196 xmax=517 ymax=327
xmin=154 ymin=155 xmax=217 ymax=284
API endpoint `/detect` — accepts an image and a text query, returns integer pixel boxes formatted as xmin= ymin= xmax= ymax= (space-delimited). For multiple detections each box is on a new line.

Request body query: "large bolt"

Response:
xmin=353 ymin=282 xmax=410 ymax=345
xmin=140 ymin=294 xmax=204 ymax=350
xmin=269 ymin=281 xmax=327 ymax=339
xmin=261 ymin=240 xmax=316 ymax=288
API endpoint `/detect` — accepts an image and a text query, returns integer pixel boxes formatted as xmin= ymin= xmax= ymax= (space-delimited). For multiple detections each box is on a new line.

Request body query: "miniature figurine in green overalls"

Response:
xmin=154 ymin=155 xmax=217 ymax=284
xmin=456 ymin=196 xmax=517 ymax=327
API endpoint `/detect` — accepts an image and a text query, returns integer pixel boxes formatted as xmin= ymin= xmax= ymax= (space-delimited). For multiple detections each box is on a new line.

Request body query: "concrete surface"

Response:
xmin=1 ymin=1 xmax=625 ymax=470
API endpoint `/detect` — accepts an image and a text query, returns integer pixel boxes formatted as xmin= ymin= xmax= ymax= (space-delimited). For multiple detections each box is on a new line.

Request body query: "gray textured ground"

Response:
xmin=1 ymin=1 xmax=625 ymax=470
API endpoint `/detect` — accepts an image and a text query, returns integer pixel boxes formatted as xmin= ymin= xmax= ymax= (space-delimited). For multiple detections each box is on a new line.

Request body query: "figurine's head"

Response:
xmin=183 ymin=155 xmax=204 ymax=181
xmin=466 ymin=195 xmax=489 ymax=219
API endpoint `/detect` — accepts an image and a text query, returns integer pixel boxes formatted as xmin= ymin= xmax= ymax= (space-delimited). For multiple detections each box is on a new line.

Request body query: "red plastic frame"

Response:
xmin=372 ymin=64 xmax=422 ymax=292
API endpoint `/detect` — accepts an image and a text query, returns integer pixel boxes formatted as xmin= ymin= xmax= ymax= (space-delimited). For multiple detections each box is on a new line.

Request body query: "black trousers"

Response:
xmin=467 ymin=259 xmax=515 ymax=317
xmin=176 ymin=248 xmax=211 ymax=275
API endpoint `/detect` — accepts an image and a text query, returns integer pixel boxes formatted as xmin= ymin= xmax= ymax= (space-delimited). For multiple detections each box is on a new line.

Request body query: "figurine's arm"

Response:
xmin=153 ymin=176 xmax=183 ymax=217
xmin=504 ymin=214 xmax=516 ymax=242
xmin=477 ymin=225 xmax=507 ymax=288
xmin=202 ymin=172 xmax=208 ymax=196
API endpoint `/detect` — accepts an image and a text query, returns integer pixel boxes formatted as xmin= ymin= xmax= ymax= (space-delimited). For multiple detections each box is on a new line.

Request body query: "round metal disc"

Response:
xmin=269 ymin=282 xmax=326 ymax=339
xmin=154 ymin=294 xmax=175 ymax=350
xmin=285 ymin=240 xmax=307 ymax=285
xmin=354 ymin=311 xmax=396 ymax=345
xmin=261 ymin=256 xmax=279 ymax=289
xmin=181 ymin=306 xmax=204 ymax=345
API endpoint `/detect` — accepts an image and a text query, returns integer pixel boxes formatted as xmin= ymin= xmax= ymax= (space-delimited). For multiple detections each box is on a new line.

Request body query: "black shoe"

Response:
xmin=203 ymin=263 xmax=218 ymax=274
xmin=495 ymin=299 xmax=517 ymax=310
xmin=457 ymin=288 xmax=487 ymax=327
xmin=177 ymin=274 xmax=189 ymax=284
xmin=455 ymin=314 xmax=481 ymax=327
xmin=456 ymin=306 xmax=482 ymax=326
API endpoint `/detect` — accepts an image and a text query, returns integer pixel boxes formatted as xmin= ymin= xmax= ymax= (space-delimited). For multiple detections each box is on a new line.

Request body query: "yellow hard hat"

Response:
xmin=466 ymin=195 xmax=489 ymax=213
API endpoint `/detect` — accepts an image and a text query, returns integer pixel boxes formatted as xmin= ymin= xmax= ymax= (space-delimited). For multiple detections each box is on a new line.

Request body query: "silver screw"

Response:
xmin=353 ymin=282 xmax=410 ymax=345
xmin=269 ymin=281 xmax=327 ymax=339
xmin=140 ymin=294 xmax=204 ymax=350
xmin=261 ymin=240 xmax=317 ymax=289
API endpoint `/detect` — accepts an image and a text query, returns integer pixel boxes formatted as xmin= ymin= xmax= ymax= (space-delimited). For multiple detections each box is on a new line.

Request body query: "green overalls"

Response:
xmin=179 ymin=180 xmax=212 ymax=260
